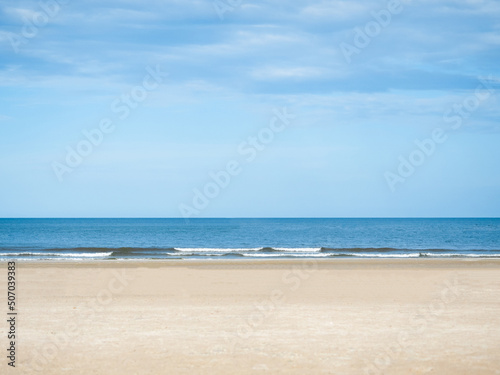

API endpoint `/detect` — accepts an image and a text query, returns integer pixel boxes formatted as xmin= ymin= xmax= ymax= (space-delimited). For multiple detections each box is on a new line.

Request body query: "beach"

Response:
xmin=2 ymin=259 xmax=500 ymax=374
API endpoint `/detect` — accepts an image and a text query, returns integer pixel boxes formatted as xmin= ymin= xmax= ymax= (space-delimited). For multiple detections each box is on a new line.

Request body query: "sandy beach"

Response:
xmin=1 ymin=259 xmax=500 ymax=374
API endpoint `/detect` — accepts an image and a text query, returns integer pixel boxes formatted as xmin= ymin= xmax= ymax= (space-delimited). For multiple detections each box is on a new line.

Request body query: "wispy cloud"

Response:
xmin=1 ymin=0 xmax=499 ymax=216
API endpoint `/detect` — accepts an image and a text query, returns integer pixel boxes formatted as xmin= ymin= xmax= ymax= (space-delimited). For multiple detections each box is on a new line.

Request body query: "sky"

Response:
xmin=0 ymin=0 xmax=499 ymax=218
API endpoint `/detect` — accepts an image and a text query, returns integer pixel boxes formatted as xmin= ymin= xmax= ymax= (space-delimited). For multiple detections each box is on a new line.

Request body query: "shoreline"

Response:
xmin=7 ymin=257 xmax=500 ymax=267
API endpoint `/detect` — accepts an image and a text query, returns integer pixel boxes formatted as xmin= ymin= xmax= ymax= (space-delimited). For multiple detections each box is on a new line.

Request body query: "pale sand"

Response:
xmin=1 ymin=259 xmax=500 ymax=374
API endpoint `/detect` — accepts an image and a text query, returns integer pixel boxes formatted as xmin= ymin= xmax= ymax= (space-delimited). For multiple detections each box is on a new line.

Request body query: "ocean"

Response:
xmin=0 ymin=218 xmax=499 ymax=261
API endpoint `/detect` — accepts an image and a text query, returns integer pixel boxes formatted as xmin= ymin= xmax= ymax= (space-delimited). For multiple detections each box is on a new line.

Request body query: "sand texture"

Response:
xmin=1 ymin=259 xmax=500 ymax=374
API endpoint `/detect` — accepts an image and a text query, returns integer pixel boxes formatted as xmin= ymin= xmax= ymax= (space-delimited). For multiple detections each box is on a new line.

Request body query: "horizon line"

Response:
xmin=1 ymin=217 xmax=499 ymax=220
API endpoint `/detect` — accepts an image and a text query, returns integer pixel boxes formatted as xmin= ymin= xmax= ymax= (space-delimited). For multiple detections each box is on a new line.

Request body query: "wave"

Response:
xmin=110 ymin=248 xmax=178 ymax=256
xmin=222 ymin=252 xmax=246 ymax=257
xmin=2 ymin=246 xmax=499 ymax=253
xmin=1 ymin=246 xmax=500 ymax=260
xmin=319 ymin=247 xmax=476 ymax=253
xmin=173 ymin=248 xmax=261 ymax=253
xmin=328 ymin=253 xmax=421 ymax=258
xmin=0 ymin=252 xmax=112 ymax=258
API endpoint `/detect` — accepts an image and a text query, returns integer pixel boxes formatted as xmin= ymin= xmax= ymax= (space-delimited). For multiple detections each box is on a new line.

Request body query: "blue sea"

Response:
xmin=0 ymin=218 xmax=499 ymax=261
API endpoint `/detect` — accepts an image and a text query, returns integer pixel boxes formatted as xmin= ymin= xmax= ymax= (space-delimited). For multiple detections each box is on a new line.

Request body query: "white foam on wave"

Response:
xmin=64 ymin=252 xmax=113 ymax=257
xmin=273 ymin=248 xmax=322 ymax=252
xmin=0 ymin=252 xmax=113 ymax=258
xmin=347 ymin=253 xmax=420 ymax=258
xmin=242 ymin=253 xmax=330 ymax=257
xmin=173 ymin=248 xmax=322 ymax=253
xmin=419 ymin=252 xmax=500 ymax=258
xmin=174 ymin=248 xmax=261 ymax=252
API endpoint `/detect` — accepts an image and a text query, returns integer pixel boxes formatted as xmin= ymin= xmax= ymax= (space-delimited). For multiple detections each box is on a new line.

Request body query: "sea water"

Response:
xmin=0 ymin=218 xmax=499 ymax=260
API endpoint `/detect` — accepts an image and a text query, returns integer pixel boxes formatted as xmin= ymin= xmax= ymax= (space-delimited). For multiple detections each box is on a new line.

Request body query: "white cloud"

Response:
xmin=301 ymin=1 xmax=369 ymax=19
xmin=251 ymin=66 xmax=329 ymax=80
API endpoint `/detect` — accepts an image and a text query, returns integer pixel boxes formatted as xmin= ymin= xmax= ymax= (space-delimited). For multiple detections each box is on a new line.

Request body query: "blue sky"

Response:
xmin=1 ymin=0 xmax=499 ymax=217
